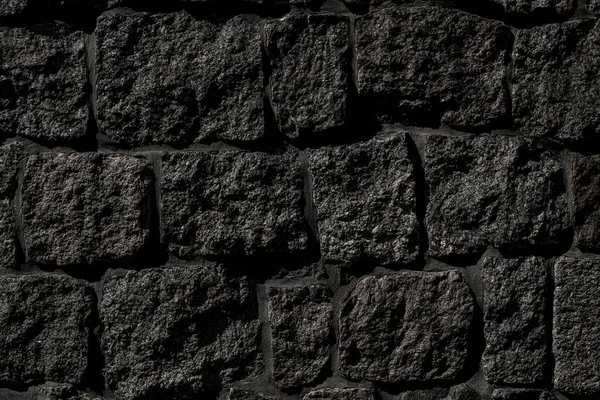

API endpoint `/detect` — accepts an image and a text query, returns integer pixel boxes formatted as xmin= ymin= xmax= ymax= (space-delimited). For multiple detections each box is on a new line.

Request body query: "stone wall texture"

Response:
xmin=0 ymin=0 xmax=598 ymax=399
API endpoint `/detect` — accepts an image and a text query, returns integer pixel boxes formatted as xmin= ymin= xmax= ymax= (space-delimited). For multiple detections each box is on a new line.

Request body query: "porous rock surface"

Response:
xmin=424 ymin=134 xmax=569 ymax=259
xmin=23 ymin=152 xmax=153 ymax=266
xmin=101 ymin=264 xmax=263 ymax=399
xmin=339 ymin=270 xmax=473 ymax=382
xmin=308 ymin=132 xmax=419 ymax=266
xmin=356 ymin=6 xmax=511 ymax=131
xmin=161 ymin=149 xmax=308 ymax=258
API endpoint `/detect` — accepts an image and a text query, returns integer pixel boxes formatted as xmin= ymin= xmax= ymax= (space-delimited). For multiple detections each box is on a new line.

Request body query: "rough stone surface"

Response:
xmin=0 ymin=274 xmax=94 ymax=386
xmin=339 ymin=270 xmax=473 ymax=382
xmin=571 ymin=154 xmax=600 ymax=252
xmin=512 ymin=20 xmax=600 ymax=145
xmin=0 ymin=142 xmax=22 ymax=269
xmin=553 ymin=257 xmax=600 ymax=395
xmin=491 ymin=389 xmax=553 ymax=400
xmin=400 ymin=389 xmax=448 ymax=400
xmin=481 ymin=256 xmax=548 ymax=385
xmin=161 ymin=150 xmax=308 ymax=258
xmin=0 ymin=23 xmax=88 ymax=141
xmin=0 ymin=0 xmax=104 ymax=17
xmin=96 ymin=11 xmax=263 ymax=146
xmin=448 ymin=384 xmax=479 ymax=400
xmin=23 ymin=152 xmax=153 ymax=266
xmin=424 ymin=134 xmax=570 ymax=259
xmin=267 ymin=283 xmax=332 ymax=388
xmin=226 ymin=388 xmax=275 ymax=400
xmin=265 ymin=14 xmax=350 ymax=139
xmin=356 ymin=6 xmax=511 ymax=131
xmin=308 ymin=132 xmax=419 ymax=266
xmin=302 ymin=387 xmax=375 ymax=399
xmin=101 ymin=264 xmax=263 ymax=400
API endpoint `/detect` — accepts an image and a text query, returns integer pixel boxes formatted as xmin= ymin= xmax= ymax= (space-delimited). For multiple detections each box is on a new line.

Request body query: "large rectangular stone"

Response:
xmin=23 ymin=153 xmax=153 ymax=266
xmin=0 ymin=274 xmax=94 ymax=385
xmin=482 ymin=256 xmax=549 ymax=385
xmin=308 ymin=132 xmax=419 ymax=266
xmin=424 ymin=134 xmax=570 ymax=259
xmin=161 ymin=150 xmax=308 ymax=258
xmin=0 ymin=23 xmax=88 ymax=142
xmin=553 ymin=257 xmax=600 ymax=395
xmin=571 ymin=154 xmax=600 ymax=252
xmin=339 ymin=270 xmax=473 ymax=382
xmin=96 ymin=11 xmax=263 ymax=146
xmin=512 ymin=20 xmax=600 ymax=145
xmin=101 ymin=264 xmax=262 ymax=399
xmin=356 ymin=6 xmax=511 ymax=131
xmin=266 ymin=283 xmax=332 ymax=389
xmin=265 ymin=14 xmax=350 ymax=140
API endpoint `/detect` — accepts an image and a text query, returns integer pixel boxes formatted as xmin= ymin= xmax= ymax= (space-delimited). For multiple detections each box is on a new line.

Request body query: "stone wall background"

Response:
xmin=0 ymin=0 xmax=598 ymax=399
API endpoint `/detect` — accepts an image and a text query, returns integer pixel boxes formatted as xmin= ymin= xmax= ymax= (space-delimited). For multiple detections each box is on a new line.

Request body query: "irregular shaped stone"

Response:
xmin=161 ymin=150 xmax=307 ymax=258
xmin=481 ymin=256 xmax=548 ymax=385
xmin=96 ymin=11 xmax=263 ymax=146
xmin=0 ymin=23 xmax=88 ymax=141
xmin=553 ymin=257 xmax=600 ymax=395
xmin=512 ymin=20 xmax=600 ymax=145
xmin=339 ymin=270 xmax=473 ymax=382
xmin=308 ymin=132 xmax=419 ymax=266
xmin=448 ymin=384 xmax=479 ymax=400
xmin=571 ymin=154 xmax=600 ymax=252
xmin=265 ymin=14 xmax=350 ymax=139
xmin=0 ymin=274 xmax=94 ymax=385
xmin=494 ymin=0 xmax=573 ymax=14
xmin=400 ymin=389 xmax=448 ymax=400
xmin=227 ymin=388 xmax=275 ymax=400
xmin=101 ymin=264 xmax=263 ymax=400
xmin=0 ymin=0 xmax=104 ymax=18
xmin=267 ymin=283 xmax=332 ymax=388
xmin=491 ymin=389 xmax=553 ymax=400
xmin=302 ymin=387 xmax=375 ymax=400
xmin=23 ymin=153 xmax=153 ymax=266
xmin=0 ymin=142 xmax=23 ymax=269
xmin=356 ymin=6 xmax=511 ymax=131
xmin=424 ymin=134 xmax=570 ymax=259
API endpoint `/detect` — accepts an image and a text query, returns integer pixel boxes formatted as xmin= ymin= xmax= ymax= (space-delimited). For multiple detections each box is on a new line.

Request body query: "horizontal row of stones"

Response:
xmin=0 ymin=0 xmax=594 ymax=17
xmin=3 ymin=129 xmax=597 ymax=267
xmin=3 ymin=6 xmax=600 ymax=146
xmin=1 ymin=257 xmax=596 ymax=399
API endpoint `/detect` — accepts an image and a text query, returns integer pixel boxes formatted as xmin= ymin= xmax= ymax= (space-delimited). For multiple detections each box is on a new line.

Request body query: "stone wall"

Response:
xmin=0 ymin=0 xmax=598 ymax=399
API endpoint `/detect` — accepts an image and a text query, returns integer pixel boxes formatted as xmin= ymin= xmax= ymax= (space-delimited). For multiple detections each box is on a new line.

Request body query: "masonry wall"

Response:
xmin=0 ymin=0 xmax=598 ymax=399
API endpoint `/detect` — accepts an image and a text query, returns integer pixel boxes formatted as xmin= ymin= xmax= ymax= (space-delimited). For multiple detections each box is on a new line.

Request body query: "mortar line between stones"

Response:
xmin=257 ymin=284 xmax=274 ymax=380
xmin=348 ymin=13 xmax=358 ymax=94
xmin=85 ymin=29 xmax=99 ymax=149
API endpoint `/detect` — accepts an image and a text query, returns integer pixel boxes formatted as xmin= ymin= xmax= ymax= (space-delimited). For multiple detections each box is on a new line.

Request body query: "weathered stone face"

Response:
xmin=339 ymin=270 xmax=473 ymax=383
xmin=101 ymin=264 xmax=263 ymax=400
xmin=302 ymin=387 xmax=376 ymax=400
xmin=266 ymin=283 xmax=332 ymax=389
xmin=553 ymin=257 xmax=600 ymax=395
xmin=571 ymin=154 xmax=600 ymax=252
xmin=226 ymin=388 xmax=275 ymax=400
xmin=23 ymin=153 xmax=153 ymax=266
xmin=356 ymin=6 xmax=511 ymax=131
xmin=0 ymin=23 xmax=88 ymax=141
xmin=96 ymin=11 xmax=263 ymax=146
xmin=265 ymin=14 xmax=350 ymax=140
xmin=308 ymin=132 xmax=419 ymax=266
xmin=0 ymin=274 xmax=94 ymax=386
xmin=161 ymin=150 xmax=308 ymax=259
xmin=0 ymin=142 xmax=22 ymax=269
xmin=512 ymin=20 xmax=600 ymax=145
xmin=482 ymin=256 xmax=549 ymax=385
xmin=491 ymin=388 xmax=554 ymax=400
xmin=448 ymin=384 xmax=480 ymax=400
xmin=424 ymin=134 xmax=570 ymax=259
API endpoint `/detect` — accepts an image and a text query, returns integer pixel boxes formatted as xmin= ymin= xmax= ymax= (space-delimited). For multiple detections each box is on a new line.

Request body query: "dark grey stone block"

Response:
xmin=101 ymin=264 xmax=263 ymax=399
xmin=308 ymin=132 xmax=419 ymax=266
xmin=23 ymin=152 xmax=153 ymax=266
xmin=424 ymin=134 xmax=570 ymax=259
xmin=339 ymin=270 xmax=473 ymax=382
